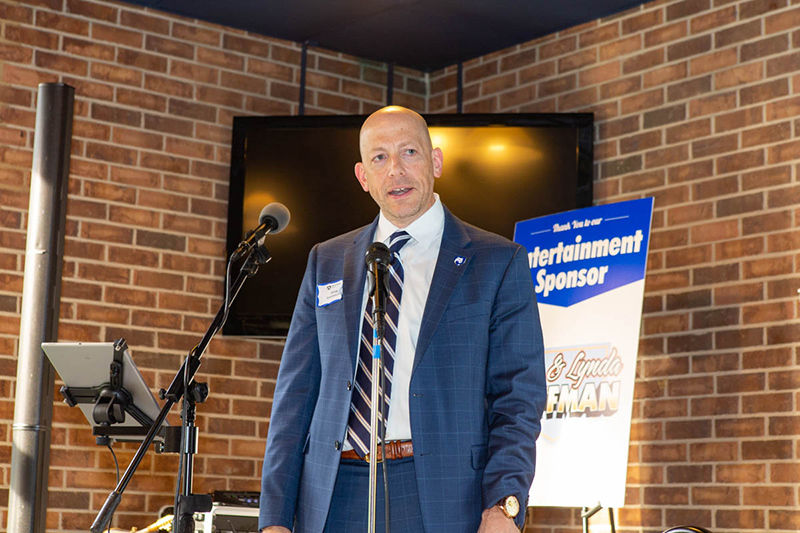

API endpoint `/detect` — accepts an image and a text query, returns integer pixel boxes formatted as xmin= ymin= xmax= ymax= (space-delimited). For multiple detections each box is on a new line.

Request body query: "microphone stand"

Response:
xmin=90 ymin=244 xmax=272 ymax=533
xmin=367 ymin=262 xmax=388 ymax=533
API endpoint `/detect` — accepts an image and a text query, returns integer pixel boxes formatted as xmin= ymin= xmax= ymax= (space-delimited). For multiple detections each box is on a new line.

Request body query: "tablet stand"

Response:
xmin=59 ymin=338 xmax=157 ymax=445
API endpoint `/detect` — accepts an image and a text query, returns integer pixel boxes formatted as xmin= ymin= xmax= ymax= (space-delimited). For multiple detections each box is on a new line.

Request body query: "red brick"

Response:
xmin=61 ymin=37 xmax=114 ymax=62
xmin=120 ymin=9 xmax=170 ymax=34
xmin=142 ymin=74 xmax=192 ymax=99
xmin=716 ymin=509 xmax=765 ymax=529
xmin=691 ymin=4 xmax=737 ymax=32
xmin=641 ymin=443 xmax=687 ymax=463
xmin=743 ymin=211 xmax=792 ymax=236
xmin=716 ymin=150 xmax=765 ymax=175
xmin=667 ymin=35 xmax=711 ymax=61
xmin=37 ymin=11 xmax=89 ymax=36
xmin=108 ymin=206 xmax=159 ymax=227
xmin=0 ymin=2 xmax=33 ymax=23
xmin=769 ymin=511 xmax=800 ymax=530
xmin=693 ymin=176 xmax=738 ymax=202
xmin=741 ymin=78 xmax=789 ymax=106
xmin=499 ymin=48 xmax=537 ymax=71
xmin=641 ymin=62 xmax=686 ymax=89
xmin=768 ymin=139 xmax=800 ymax=164
xmin=90 ymin=62 xmax=142 ymax=86
xmin=539 ymin=35 xmax=576 ymax=60
xmin=716 ymin=417 xmax=765 ymax=438
xmin=743 ymin=255 xmax=792 ymax=278
xmin=65 ymin=0 xmax=117 ymax=21
xmin=599 ymin=34 xmax=641 ymax=61
xmin=557 ymin=87 xmax=597 ymax=111
xmin=743 ymin=347 xmax=792 ymax=369
xmin=769 ymin=415 xmax=800 ymax=435
xmin=143 ymin=114 xmax=193 ymax=137
xmin=742 ymin=392 xmax=793 ymax=413
xmin=558 ymin=48 xmax=596 ymax=73
xmin=622 ymin=9 xmax=662 ymax=34
xmin=741 ymin=0 xmax=789 ymax=19
xmin=85 ymin=142 xmax=137 ymax=166
xmin=645 ymin=21 xmax=687 ymax=47
xmin=688 ymin=91 xmax=736 ymax=118
xmin=140 ymin=152 xmax=190 ymax=174
xmin=692 ymin=441 xmax=738 ymax=464
xmin=172 ymin=22 xmax=221 ymax=46
xmin=167 ymin=60 xmax=218 ymax=85
xmin=644 ymin=486 xmax=689 ymax=505
xmin=622 ymin=49 xmax=664 ymax=74
xmin=223 ymin=34 xmax=271 ymax=57
xmin=691 ymin=396 xmax=738 ymax=417
xmin=5 ymin=24 xmax=58 ymax=49
xmin=91 ymin=22 xmax=141 ymax=47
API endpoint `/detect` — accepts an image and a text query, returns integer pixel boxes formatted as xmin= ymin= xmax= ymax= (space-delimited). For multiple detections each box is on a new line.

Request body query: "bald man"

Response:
xmin=259 ymin=106 xmax=546 ymax=533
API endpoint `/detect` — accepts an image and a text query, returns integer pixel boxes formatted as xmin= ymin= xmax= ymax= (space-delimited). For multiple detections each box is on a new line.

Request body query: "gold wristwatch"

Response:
xmin=498 ymin=495 xmax=519 ymax=519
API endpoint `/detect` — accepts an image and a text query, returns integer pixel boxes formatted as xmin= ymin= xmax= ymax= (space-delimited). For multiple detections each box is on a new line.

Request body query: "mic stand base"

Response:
xmin=174 ymin=493 xmax=212 ymax=533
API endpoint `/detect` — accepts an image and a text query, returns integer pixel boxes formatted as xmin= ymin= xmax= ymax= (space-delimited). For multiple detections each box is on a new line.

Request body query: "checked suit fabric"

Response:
xmin=346 ymin=230 xmax=412 ymax=457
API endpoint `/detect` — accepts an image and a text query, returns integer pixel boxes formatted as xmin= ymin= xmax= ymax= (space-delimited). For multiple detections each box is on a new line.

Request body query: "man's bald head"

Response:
xmin=359 ymin=106 xmax=433 ymax=160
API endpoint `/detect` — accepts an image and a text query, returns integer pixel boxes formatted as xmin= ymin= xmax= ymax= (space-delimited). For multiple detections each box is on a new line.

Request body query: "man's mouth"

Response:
xmin=389 ymin=187 xmax=412 ymax=196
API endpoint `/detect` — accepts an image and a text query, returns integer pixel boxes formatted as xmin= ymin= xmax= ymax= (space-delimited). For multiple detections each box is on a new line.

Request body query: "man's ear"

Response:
xmin=432 ymin=147 xmax=443 ymax=178
xmin=354 ymin=162 xmax=369 ymax=192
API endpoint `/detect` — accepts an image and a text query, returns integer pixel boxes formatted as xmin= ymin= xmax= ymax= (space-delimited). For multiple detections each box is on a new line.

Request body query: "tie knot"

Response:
xmin=388 ymin=231 xmax=411 ymax=256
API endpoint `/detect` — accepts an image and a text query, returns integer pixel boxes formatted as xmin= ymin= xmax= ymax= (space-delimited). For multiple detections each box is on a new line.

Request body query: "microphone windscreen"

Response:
xmin=365 ymin=242 xmax=391 ymax=267
xmin=258 ymin=202 xmax=291 ymax=234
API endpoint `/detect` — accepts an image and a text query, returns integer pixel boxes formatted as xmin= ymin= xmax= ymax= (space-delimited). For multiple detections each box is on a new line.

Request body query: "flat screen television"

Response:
xmin=224 ymin=113 xmax=593 ymax=337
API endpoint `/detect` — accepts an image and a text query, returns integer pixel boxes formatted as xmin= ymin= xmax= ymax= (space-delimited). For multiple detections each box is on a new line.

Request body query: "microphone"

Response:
xmin=231 ymin=202 xmax=290 ymax=261
xmin=365 ymin=242 xmax=391 ymax=270
xmin=365 ymin=242 xmax=391 ymax=337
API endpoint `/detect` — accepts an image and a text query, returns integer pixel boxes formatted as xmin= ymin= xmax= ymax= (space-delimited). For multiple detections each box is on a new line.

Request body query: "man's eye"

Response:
xmin=372 ymin=154 xmax=386 ymax=162
xmin=405 ymin=149 xmax=417 ymax=155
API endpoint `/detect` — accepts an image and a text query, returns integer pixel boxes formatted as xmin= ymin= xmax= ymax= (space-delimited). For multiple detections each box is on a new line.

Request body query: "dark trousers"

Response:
xmin=323 ymin=457 xmax=425 ymax=533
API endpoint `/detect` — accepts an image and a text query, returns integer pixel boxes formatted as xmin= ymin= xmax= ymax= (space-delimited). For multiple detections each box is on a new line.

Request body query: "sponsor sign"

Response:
xmin=515 ymin=198 xmax=653 ymax=508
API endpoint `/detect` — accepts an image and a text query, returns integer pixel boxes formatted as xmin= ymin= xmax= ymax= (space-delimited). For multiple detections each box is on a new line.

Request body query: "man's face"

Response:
xmin=354 ymin=108 xmax=443 ymax=228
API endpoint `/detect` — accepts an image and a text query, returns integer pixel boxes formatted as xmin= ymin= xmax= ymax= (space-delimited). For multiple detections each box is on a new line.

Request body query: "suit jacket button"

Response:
xmin=334 ymin=440 xmax=341 ymax=450
xmin=346 ymin=381 xmax=352 ymax=390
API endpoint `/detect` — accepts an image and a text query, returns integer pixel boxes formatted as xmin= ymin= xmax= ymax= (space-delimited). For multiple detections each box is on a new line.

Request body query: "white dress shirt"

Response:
xmin=344 ymin=194 xmax=444 ymax=449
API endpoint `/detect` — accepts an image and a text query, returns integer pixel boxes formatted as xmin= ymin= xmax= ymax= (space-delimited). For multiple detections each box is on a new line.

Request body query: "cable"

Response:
xmin=380 ymin=355 xmax=390 ymax=533
xmin=105 ymin=442 xmax=120 ymax=533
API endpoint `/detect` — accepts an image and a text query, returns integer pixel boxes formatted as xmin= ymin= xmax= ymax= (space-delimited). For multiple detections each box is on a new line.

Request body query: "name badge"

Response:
xmin=317 ymin=280 xmax=343 ymax=307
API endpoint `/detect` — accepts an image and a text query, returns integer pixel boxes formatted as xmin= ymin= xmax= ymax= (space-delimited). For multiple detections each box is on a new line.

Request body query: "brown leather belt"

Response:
xmin=340 ymin=440 xmax=413 ymax=462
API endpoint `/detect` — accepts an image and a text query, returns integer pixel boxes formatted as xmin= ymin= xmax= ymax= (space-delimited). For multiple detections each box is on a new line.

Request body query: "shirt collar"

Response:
xmin=375 ymin=193 xmax=444 ymax=247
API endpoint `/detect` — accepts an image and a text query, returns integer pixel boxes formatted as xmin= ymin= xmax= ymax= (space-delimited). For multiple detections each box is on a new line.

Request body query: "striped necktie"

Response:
xmin=346 ymin=230 xmax=412 ymax=457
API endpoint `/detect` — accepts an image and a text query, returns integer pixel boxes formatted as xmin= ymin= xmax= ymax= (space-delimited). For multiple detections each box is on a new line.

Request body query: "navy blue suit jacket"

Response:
xmin=259 ymin=207 xmax=546 ymax=532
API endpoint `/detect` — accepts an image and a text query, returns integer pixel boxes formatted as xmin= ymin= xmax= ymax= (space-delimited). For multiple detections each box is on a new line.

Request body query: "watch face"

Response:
xmin=504 ymin=495 xmax=519 ymax=518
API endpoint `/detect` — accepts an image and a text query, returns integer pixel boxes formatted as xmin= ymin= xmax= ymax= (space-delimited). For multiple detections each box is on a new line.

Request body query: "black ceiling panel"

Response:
xmin=124 ymin=0 xmax=646 ymax=71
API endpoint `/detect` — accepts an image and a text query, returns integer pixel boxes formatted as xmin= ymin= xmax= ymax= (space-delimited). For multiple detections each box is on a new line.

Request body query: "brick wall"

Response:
xmin=0 ymin=0 xmax=425 ymax=530
xmin=1 ymin=0 xmax=799 ymax=531
xmin=428 ymin=0 xmax=800 ymax=531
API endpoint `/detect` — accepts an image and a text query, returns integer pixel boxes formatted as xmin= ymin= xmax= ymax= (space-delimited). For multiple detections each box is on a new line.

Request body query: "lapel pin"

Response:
xmin=454 ymin=256 xmax=465 ymax=266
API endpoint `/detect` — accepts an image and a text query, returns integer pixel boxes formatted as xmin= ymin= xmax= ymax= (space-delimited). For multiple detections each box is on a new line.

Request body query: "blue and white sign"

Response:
xmin=514 ymin=198 xmax=653 ymax=307
xmin=517 ymin=198 xmax=653 ymax=509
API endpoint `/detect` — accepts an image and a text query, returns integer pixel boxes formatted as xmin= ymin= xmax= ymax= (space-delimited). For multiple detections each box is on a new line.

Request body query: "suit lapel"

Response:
xmin=343 ymin=218 xmax=378 ymax=373
xmin=413 ymin=209 xmax=472 ymax=373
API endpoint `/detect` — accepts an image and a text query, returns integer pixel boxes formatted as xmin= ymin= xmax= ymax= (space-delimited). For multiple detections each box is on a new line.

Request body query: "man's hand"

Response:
xmin=261 ymin=527 xmax=291 ymax=533
xmin=477 ymin=505 xmax=519 ymax=533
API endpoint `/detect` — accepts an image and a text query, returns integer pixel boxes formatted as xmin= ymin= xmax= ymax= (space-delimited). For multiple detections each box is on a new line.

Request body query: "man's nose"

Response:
xmin=387 ymin=155 xmax=405 ymax=176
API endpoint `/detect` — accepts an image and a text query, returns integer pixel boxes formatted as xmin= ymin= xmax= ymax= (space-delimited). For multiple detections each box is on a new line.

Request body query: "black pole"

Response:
xmin=387 ymin=62 xmax=394 ymax=105
xmin=457 ymin=61 xmax=463 ymax=113
xmin=299 ymin=41 xmax=309 ymax=115
xmin=8 ymin=83 xmax=74 ymax=533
